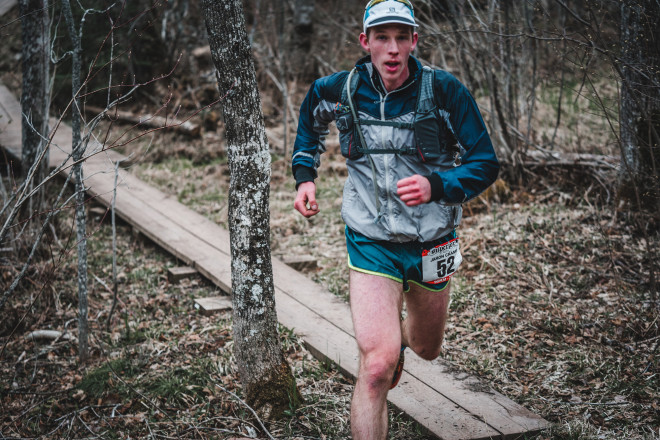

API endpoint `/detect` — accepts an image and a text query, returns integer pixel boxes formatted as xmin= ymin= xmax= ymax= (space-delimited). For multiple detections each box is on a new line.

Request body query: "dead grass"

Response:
xmin=448 ymin=196 xmax=658 ymax=439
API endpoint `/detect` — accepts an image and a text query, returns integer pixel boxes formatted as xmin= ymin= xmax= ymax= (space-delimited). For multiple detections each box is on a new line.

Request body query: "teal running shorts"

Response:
xmin=345 ymin=226 xmax=461 ymax=292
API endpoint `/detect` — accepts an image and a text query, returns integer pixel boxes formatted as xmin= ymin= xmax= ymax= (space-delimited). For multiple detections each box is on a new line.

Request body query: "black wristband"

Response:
xmin=293 ymin=165 xmax=316 ymax=189
xmin=425 ymin=172 xmax=445 ymax=201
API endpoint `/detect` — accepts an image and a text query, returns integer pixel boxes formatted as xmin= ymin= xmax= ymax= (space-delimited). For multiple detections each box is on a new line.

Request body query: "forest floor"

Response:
xmin=1 ymin=123 xmax=658 ymax=439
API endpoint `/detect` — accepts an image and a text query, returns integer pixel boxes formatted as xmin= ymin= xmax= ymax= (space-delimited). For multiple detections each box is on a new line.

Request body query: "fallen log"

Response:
xmin=191 ymin=46 xmax=211 ymax=59
xmin=512 ymin=151 xmax=620 ymax=170
xmin=26 ymin=330 xmax=77 ymax=342
xmin=85 ymin=105 xmax=201 ymax=138
xmin=496 ymin=150 xmax=620 ymax=203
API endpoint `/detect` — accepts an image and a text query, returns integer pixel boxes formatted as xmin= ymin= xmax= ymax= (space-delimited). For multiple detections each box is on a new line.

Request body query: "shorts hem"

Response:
xmin=407 ymin=279 xmax=451 ymax=292
xmin=347 ymin=256 xmax=404 ymax=285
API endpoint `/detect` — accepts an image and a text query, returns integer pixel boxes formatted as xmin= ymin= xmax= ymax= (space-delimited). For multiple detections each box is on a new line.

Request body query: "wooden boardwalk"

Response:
xmin=0 ymin=84 xmax=550 ymax=439
xmin=0 ymin=0 xmax=16 ymax=16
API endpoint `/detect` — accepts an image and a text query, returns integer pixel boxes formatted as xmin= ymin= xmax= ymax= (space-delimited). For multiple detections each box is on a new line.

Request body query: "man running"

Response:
xmin=292 ymin=1 xmax=499 ymax=438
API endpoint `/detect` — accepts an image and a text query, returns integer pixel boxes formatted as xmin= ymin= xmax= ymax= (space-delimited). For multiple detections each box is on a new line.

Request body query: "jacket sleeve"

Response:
xmin=426 ymin=71 xmax=500 ymax=204
xmin=292 ymin=72 xmax=347 ymax=188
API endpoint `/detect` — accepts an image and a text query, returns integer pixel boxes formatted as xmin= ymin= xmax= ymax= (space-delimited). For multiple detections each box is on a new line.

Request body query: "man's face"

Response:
xmin=359 ymin=24 xmax=418 ymax=92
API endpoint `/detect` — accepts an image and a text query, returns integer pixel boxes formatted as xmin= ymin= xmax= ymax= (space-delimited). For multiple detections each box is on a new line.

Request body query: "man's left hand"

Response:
xmin=397 ymin=175 xmax=431 ymax=206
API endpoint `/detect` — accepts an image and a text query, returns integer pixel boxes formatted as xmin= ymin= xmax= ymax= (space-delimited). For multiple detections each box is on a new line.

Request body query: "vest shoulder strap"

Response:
xmin=340 ymin=68 xmax=360 ymax=106
xmin=339 ymin=66 xmax=438 ymax=157
xmin=416 ymin=65 xmax=436 ymax=113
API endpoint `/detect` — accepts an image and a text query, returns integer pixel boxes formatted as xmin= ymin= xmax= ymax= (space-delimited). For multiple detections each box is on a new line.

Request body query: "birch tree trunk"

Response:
xmin=619 ymin=0 xmax=660 ymax=213
xmin=19 ymin=0 xmax=50 ymax=220
xmin=200 ymin=0 xmax=301 ymax=419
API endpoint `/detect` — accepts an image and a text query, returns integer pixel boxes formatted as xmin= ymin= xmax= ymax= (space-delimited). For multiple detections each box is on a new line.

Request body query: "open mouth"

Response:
xmin=384 ymin=61 xmax=400 ymax=71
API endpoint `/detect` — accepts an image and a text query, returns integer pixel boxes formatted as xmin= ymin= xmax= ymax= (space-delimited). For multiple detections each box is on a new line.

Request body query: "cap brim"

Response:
xmin=365 ymin=17 xmax=418 ymax=32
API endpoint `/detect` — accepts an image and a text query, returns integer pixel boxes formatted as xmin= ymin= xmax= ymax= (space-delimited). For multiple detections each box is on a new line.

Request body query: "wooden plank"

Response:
xmin=103 ymin=170 xmax=233 ymax=253
xmin=272 ymin=265 xmax=547 ymax=437
xmin=0 ymin=0 xmax=16 ymax=18
xmin=81 ymin=167 xmax=225 ymax=272
xmin=168 ymin=266 xmax=199 ymax=283
xmin=274 ymin=290 xmax=501 ymax=440
xmin=405 ymin=354 xmax=550 ymax=438
xmin=194 ymin=296 xmax=232 ymax=315
xmin=76 ymin=159 xmax=232 ymax=250
xmin=68 ymin=149 xmax=236 ymax=295
xmin=79 ymin=157 xmax=237 ymax=294
xmin=273 ymin=288 xmax=356 ymax=376
xmin=0 ymin=86 xmax=21 ymax=162
xmin=89 ymin=206 xmax=108 ymax=217
xmin=192 ymin=254 xmax=232 ymax=293
xmin=390 ymin=380 xmax=502 ymax=440
xmin=282 ymin=254 xmax=318 ymax=271
xmin=272 ymin=258 xmax=356 ymax=331
xmin=269 ymin=256 xmax=511 ymax=439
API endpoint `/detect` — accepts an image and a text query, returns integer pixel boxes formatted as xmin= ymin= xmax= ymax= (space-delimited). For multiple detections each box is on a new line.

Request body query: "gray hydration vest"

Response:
xmin=335 ymin=66 xmax=460 ymax=218
xmin=336 ymin=66 xmax=460 ymax=162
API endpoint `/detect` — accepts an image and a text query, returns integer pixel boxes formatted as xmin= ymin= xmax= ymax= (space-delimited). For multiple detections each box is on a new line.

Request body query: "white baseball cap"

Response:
xmin=363 ymin=0 xmax=418 ymax=34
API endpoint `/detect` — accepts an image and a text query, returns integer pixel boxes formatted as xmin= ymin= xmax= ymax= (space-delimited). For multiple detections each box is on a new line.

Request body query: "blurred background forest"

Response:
xmin=2 ymin=0 xmax=654 ymax=198
xmin=0 ymin=0 xmax=658 ymax=439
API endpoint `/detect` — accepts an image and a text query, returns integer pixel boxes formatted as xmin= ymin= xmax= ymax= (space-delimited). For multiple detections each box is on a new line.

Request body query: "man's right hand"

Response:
xmin=294 ymin=181 xmax=320 ymax=218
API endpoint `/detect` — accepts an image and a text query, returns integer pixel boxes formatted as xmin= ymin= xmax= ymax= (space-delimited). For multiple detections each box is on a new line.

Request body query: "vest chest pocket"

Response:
xmin=414 ymin=108 xmax=459 ymax=162
xmin=336 ymin=106 xmax=363 ymax=160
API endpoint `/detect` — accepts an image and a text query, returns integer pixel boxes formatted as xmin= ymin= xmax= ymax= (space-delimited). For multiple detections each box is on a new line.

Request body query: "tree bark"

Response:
xmin=619 ymin=0 xmax=660 ymax=213
xmin=19 ymin=0 xmax=50 ymax=219
xmin=62 ymin=0 xmax=89 ymax=362
xmin=200 ymin=0 xmax=301 ymax=419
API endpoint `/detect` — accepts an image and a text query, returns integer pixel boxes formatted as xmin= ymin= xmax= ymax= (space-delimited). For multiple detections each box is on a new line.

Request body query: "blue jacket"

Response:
xmin=292 ymin=55 xmax=499 ymax=242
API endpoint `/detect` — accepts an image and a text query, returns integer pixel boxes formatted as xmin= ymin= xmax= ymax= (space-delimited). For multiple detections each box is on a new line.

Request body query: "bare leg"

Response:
xmin=349 ymin=270 xmax=403 ymax=440
xmin=401 ymin=281 xmax=451 ymax=360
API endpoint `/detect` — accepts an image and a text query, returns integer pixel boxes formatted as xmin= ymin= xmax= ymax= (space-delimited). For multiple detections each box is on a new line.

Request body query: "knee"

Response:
xmin=411 ymin=343 xmax=443 ymax=361
xmin=360 ymin=350 xmax=400 ymax=391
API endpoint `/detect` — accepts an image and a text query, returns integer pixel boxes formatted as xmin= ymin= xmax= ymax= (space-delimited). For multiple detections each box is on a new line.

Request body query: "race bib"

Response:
xmin=421 ymin=237 xmax=462 ymax=284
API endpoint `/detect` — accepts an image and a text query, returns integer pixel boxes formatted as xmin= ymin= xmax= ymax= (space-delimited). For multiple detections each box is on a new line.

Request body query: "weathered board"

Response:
xmin=0 ymin=84 xmax=550 ymax=439
xmin=0 ymin=0 xmax=17 ymax=17
xmin=168 ymin=266 xmax=199 ymax=283
xmin=282 ymin=254 xmax=318 ymax=271
xmin=194 ymin=296 xmax=232 ymax=315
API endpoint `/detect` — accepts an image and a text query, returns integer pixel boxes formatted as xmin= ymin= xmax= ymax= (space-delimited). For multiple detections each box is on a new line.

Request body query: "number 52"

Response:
xmin=436 ymin=256 xmax=455 ymax=277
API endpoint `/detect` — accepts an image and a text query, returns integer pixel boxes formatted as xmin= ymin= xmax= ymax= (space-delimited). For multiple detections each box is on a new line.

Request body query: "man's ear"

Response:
xmin=411 ymin=32 xmax=419 ymax=51
xmin=359 ymin=32 xmax=370 ymax=52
